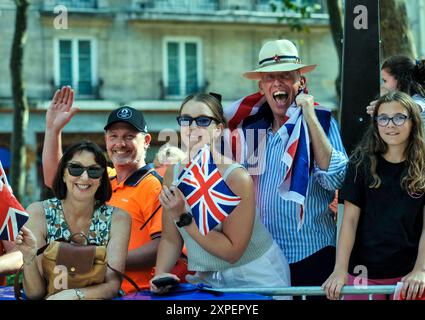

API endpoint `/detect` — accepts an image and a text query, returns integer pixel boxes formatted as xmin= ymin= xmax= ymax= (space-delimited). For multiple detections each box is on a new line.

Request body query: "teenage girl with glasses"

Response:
xmin=150 ymin=93 xmax=291 ymax=295
xmin=322 ymin=92 xmax=425 ymax=300
xmin=15 ymin=140 xmax=131 ymax=300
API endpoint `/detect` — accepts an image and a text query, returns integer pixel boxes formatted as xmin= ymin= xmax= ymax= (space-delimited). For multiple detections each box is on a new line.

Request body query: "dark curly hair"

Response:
xmin=382 ymin=55 xmax=425 ymax=97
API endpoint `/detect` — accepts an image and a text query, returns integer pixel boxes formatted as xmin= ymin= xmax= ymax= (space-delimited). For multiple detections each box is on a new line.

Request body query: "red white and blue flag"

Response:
xmin=0 ymin=161 xmax=29 ymax=241
xmin=224 ymin=91 xmax=331 ymax=229
xmin=176 ymin=145 xmax=241 ymax=235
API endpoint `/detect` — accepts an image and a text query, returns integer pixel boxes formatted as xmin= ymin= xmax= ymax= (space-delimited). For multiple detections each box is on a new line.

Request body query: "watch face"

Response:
xmin=177 ymin=213 xmax=192 ymax=227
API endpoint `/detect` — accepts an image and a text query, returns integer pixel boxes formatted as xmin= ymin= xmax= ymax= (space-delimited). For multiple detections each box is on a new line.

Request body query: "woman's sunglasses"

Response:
xmin=66 ymin=163 xmax=104 ymax=179
xmin=176 ymin=115 xmax=218 ymax=127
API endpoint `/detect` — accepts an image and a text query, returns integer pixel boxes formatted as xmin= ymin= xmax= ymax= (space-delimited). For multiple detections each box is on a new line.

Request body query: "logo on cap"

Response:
xmin=117 ymin=108 xmax=132 ymax=119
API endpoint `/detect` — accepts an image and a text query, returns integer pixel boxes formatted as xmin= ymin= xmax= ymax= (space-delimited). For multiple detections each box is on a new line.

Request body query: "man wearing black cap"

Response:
xmin=42 ymin=86 xmax=163 ymax=293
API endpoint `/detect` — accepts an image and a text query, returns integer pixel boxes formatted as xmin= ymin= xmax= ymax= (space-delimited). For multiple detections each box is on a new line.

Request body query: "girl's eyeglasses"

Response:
xmin=375 ymin=113 xmax=411 ymax=127
xmin=66 ymin=163 xmax=104 ymax=179
xmin=176 ymin=115 xmax=218 ymax=127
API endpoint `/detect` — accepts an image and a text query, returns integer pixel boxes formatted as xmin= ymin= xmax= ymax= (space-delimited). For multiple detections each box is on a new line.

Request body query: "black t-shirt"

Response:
xmin=339 ymin=155 xmax=424 ymax=279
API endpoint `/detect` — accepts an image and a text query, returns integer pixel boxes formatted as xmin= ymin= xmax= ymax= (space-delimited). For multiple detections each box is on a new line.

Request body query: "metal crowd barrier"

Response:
xmin=206 ymin=285 xmax=397 ymax=300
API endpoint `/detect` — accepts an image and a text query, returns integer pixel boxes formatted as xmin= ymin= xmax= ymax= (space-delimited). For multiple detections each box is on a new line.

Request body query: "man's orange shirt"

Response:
xmin=107 ymin=164 xmax=163 ymax=293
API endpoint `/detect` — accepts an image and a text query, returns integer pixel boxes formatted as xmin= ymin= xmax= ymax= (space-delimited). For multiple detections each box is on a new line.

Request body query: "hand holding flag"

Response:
xmin=0 ymin=161 xmax=29 ymax=241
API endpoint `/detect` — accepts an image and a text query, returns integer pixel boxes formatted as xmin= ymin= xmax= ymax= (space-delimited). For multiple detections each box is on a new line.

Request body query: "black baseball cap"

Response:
xmin=104 ymin=106 xmax=148 ymax=133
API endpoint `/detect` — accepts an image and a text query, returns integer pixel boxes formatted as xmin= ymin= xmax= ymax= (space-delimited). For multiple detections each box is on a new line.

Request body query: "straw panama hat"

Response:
xmin=243 ymin=39 xmax=317 ymax=80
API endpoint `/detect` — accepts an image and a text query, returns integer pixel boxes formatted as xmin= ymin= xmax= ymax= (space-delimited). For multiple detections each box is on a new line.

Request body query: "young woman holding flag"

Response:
xmin=150 ymin=93 xmax=290 ymax=294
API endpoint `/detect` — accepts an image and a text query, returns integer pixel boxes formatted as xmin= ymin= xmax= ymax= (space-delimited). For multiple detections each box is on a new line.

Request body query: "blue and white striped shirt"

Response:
xmin=254 ymin=117 xmax=348 ymax=264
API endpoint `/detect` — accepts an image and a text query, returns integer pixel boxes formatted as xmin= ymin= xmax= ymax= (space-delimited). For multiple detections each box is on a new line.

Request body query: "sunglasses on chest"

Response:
xmin=66 ymin=163 xmax=104 ymax=179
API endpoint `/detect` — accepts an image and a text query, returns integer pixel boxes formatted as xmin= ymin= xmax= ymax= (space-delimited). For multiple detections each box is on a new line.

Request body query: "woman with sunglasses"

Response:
xmin=150 ymin=93 xmax=291 ymax=295
xmin=15 ymin=140 xmax=131 ymax=300
xmin=322 ymin=92 xmax=425 ymax=300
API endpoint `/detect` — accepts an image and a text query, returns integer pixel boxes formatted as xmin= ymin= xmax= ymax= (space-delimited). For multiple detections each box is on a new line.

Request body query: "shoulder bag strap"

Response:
xmin=107 ymin=263 xmax=141 ymax=292
xmin=13 ymin=265 xmax=24 ymax=300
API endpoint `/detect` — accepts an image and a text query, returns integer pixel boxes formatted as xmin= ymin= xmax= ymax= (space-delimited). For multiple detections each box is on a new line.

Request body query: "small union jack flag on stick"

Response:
xmin=0 ymin=161 xmax=29 ymax=241
xmin=175 ymin=145 xmax=241 ymax=236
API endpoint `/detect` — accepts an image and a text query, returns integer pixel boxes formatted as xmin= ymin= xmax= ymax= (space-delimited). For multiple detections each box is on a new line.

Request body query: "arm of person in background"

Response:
xmin=0 ymin=241 xmax=22 ymax=275
xmin=125 ymin=238 xmax=161 ymax=270
xmin=42 ymin=86 xmax=79 ymax=188
xmin=47 ymin=208 xmax=132 ymax=300
xmin=125 ymin=179 xmax=163 ymax=270
xmin=366 ymin=99 xmax=378 ymax=117
xmin=366 ymin=85 xmax=390 ymax=117
xmin=321 ymin=200 xmax=360 ymax=300
xmin=399 ymin=206 xmax=425 ymax=300
xmin=17 ymin=202 xmax=49 ymax=300
xmin=161 ymin=166 xmax=256 ymax=264
xmin=150 ymin=165 xmax=183 ymax=294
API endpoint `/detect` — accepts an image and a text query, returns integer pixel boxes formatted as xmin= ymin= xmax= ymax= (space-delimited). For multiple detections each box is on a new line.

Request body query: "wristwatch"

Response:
xmin=176 ymin=212 xmax=193 ymax=228
xmin=75 ymin=289 xmax=85 ymax=300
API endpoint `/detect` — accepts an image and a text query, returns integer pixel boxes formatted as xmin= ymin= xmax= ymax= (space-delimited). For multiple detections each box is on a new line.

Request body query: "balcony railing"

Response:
xmin=134 ymin=0 xmax=327 ymax=14
xmin=137 ymin=0 xmax=217 ymax=12
xmin=256 ymin=0 xmax=328 ymax=14
xmin=54 ymin=0 xmax=97 ymax=9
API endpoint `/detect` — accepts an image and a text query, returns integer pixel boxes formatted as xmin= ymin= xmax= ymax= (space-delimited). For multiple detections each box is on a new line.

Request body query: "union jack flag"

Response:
xmin=176 ymin=145 xmax=241 ymax=235
xmin=0 ymin=161 xmax=29 ymax=241
xmin=224 ymin=91 xmax=331 ymax=229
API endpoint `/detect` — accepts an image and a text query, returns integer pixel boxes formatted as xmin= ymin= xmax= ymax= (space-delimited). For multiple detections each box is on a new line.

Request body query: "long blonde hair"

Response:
xmin=351 ymin=91 xmax=425 ymax=195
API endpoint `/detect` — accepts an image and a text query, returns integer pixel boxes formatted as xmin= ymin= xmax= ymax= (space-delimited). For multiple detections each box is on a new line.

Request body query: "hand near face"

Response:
xmin=295 ymin=93 xmax=315 ymax=119
xmin=159 ymin=185 xmax=187 ymax=220
xmin=366 ymin=99 xmax=378 ymax=117
xmin=46 ymin=86 xmax=79 ymax=132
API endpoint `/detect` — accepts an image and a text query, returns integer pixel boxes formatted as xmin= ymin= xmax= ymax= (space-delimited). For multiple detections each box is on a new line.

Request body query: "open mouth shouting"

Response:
xmin=273 ymin=91 xmax=289 ymax=107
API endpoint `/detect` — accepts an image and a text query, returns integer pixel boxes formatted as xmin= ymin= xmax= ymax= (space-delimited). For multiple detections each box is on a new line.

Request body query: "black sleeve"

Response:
xmin=339 ymin=160 xmax=366 ymax=208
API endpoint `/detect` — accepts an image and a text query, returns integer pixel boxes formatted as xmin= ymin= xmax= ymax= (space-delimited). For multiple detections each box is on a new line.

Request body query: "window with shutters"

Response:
xmin=54 ymin=38 xmax=97 ymax=96
xmin=163 ymin=37 xmax=203 ymax=98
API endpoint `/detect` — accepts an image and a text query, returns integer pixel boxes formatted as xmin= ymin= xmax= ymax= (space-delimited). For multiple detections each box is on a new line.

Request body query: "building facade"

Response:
xmin=0 ymin=0 xmax=337 ymax=204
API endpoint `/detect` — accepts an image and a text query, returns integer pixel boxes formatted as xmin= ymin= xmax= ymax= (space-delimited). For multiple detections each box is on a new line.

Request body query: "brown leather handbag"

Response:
xmin=42 ymin=234 xmax=108 ymax=297
xmin=14 ymin=233 xmax=140 ymax=300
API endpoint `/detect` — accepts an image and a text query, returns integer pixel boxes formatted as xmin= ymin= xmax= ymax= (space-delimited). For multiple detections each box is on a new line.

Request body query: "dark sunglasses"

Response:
xmin=66 ymin=163 xmax=104 ymax=179
xmin=176 ymin=115 xmax=218 ymax=127
xmin=375 ymin=113 xmax=411 ymax=127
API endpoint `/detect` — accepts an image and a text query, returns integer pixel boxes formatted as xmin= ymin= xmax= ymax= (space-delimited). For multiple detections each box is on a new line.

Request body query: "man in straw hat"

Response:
xmin=227 ymin=39 xmax=348 ymax=294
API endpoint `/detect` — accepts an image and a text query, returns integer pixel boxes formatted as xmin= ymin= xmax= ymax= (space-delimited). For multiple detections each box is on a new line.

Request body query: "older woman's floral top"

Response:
xmin=43 ymin=197 xmax=114 ymax=246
